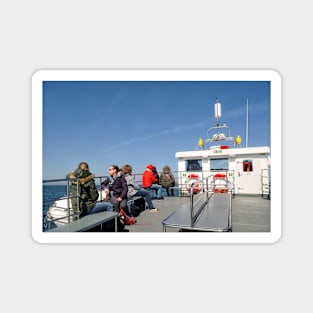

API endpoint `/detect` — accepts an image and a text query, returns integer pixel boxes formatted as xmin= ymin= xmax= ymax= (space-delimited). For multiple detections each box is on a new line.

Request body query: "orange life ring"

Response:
xmin=214 ymin=173 xmax=227 ymax=193
xmin=188 ymin=174 xmax=200 ymax=179
xmin=215 ymin=188 xmax=227 ymax=193
xmin=187 ymin=174 xmax=200 ymax=193
xmin=214 ymin=173 xmax=226 ymax=178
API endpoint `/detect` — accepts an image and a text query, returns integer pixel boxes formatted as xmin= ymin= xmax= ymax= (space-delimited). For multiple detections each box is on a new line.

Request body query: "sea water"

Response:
xmin=43 ymin=184 xmax=68 ymax=215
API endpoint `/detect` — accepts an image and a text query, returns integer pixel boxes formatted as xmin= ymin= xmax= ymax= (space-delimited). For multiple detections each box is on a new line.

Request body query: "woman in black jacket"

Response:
xmin=101 ymin=165 xmax=130 ymax=215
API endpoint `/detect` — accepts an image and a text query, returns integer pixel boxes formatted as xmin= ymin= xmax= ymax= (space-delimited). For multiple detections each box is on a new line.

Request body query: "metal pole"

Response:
xmin=246 ymin=98 xmax=249 ymax=148
xmin=190 ymin=183 xmax=194 ymax=227
xmin=114 ymin=216 xmax=117 ymax=232
xmin=67 ymin=179 xmax=70 ymax=224
xmin=77 ymin=179 xmax=80 ymax=220
xmin=228 ymin=190 xmax=232 ymax=231
xmin=99 ymin=177 xmax=102 ymax=201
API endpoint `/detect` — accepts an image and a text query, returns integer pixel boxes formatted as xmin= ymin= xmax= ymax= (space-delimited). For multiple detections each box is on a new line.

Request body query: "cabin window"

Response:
xmin=243 ymin=160 xmax=253 ymax=172
xmin=186 ymin=159 xmax=202 ymax=171
xmin=210 ymin=158 xmax=229 ymax=170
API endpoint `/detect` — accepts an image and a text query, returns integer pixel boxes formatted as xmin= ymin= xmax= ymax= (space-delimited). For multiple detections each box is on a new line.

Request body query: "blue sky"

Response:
xmin=43 ymin=81 xmax=270 ymax=180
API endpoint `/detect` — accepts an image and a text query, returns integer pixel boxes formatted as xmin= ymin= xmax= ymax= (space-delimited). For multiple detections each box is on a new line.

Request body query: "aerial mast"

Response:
xmin=245 ymin=98 xmax=249 ymax=148
xmin=214 ymin=98 xmax=222 ymax=129
xmin=197 ymin=98 xmax=235 ymax=150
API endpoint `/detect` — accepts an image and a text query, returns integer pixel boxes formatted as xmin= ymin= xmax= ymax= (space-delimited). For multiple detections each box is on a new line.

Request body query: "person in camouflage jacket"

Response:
xmin=66 ymin=162 xmax=99 ymax=217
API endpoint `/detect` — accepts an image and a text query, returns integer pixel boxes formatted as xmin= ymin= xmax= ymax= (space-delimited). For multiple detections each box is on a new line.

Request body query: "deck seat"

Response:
xmin=47 ymin=211 xmax=119 ymax=232
xmin=162 ymin=192 xmax=232 ymax=232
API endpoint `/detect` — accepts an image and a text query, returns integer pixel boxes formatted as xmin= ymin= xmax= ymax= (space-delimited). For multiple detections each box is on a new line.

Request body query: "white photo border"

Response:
xmin=32 ymin=69 xmax=281 ymax=244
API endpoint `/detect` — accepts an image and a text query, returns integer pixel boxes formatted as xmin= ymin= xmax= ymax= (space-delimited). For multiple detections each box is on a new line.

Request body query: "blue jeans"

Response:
xmin=88 ymin=201 xmax=113 ymax=214
xmin=145 ymin=184 xmax=162 ymax=199
xmin=134 ymin=189 xmax=154 ymax=209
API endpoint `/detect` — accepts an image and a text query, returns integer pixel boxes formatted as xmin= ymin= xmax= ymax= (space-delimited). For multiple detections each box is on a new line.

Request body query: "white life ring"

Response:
xmin=186 ymin=174 xmax=202 ymax=193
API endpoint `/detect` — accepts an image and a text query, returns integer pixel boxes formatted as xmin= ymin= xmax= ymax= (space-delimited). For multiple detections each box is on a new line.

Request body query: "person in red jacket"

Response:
xmin=142 ymin=164 xmax=164 ymax=200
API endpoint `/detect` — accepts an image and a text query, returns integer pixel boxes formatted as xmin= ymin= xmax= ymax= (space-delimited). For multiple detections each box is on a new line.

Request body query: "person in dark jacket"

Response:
xmin=152 ymin=166 xmax=160 ymax=184
xmin=101 ymin=165 xmax=130 ymax=215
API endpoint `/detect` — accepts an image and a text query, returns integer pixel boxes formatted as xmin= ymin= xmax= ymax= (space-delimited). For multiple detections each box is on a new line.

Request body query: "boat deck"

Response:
xmin=124 ymin=194 xmax=270 ymax=232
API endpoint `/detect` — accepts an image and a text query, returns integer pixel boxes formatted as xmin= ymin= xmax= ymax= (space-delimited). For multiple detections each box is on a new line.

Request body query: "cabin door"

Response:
xmin=235 ymin=159 xmax=261 ymax=194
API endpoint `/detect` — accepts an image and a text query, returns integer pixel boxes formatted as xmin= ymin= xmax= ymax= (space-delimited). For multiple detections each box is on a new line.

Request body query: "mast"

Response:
xmin=245 ymin=98 xmax=249 ymax=148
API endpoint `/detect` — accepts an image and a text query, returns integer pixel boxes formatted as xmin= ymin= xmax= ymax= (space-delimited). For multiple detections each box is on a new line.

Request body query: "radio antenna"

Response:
xmin=245 ymin=98 xmax=249 ymax=147
xmin=215 ymin=98 xmax=222 ymax=128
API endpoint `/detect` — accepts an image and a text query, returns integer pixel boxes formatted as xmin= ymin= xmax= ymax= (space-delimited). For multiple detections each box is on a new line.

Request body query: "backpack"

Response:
xmin=134 ymin=197 xmax=146 ymax=210
xmin=119 ymin=208 xmax=136 ymax=225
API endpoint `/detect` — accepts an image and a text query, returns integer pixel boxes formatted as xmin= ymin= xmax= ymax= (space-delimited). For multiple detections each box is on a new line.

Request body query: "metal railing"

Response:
xmin=43 ymin=170 xmax=236 ymax=230
xmin=189 ymin=176 xmax=211 ymax=227
xmin=261 ymin=168 xmax=270 ymax=199
xmin=43 ymin=175 xmax=110 ymax=231
xmin=188 ymin=175 xmax=233 ymax=228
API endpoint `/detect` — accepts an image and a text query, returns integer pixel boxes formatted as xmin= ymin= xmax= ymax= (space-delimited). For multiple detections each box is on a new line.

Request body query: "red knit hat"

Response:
xmin=147 ymin=164 xmax=154 ymax=170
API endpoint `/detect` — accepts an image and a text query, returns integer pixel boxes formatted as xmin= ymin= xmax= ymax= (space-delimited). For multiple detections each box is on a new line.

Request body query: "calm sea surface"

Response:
xmin=43 ymin=183 xmax=104 ymax=215
xmin=43 ymin=185 xmax=68 ymax=215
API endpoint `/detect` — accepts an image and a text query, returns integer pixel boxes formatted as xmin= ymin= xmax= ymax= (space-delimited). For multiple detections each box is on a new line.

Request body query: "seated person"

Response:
xmin=142 ymin=164 xmax=164 ymax=200
xmin=121 ymin=164 xmax=159 ymax=212
xmin=159 ymin=165 xmax=176 ymax=196
xmin=152 ymin=166 xmax=160 ymax=184
xmin=101 ymin=165 xmax=132 ymax=216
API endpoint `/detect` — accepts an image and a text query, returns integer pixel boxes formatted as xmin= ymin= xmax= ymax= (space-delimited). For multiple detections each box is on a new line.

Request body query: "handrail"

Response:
xmin=43 ymin=170 xmax=237 ymax=231
xmin=43 ymin=176 xmax=110 ymax=230
xmin=228 ymin=188 xmax=232 ymax=231
xmin=188 ymin=173 xmax=235 ymax=228
xmin=190 ymin=182 xmax=195 ymax=226
xmin=189 ymin=176 xmax=212 ymax=227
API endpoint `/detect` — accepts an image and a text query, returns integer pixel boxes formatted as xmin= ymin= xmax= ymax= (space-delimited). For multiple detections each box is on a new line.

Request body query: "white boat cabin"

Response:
xmin=176 ymin=146 xmax=270 ymax=195
xmin=175 ymin=98 xmax=271 ymax=196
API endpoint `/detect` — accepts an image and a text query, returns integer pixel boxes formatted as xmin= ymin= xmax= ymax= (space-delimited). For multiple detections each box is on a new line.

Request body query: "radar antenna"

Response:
xmin=197 ymin=98 xmax=235 ymax=149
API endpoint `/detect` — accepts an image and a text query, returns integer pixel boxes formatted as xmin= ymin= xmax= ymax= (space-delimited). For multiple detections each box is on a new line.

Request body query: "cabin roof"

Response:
xmin=176 ymin=146 xmax=270 ymax=159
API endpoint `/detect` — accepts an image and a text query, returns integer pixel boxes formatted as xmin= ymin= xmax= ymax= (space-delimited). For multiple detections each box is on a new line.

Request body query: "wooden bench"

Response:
xmin=47 ymin=211 xmax=119 ymax=232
